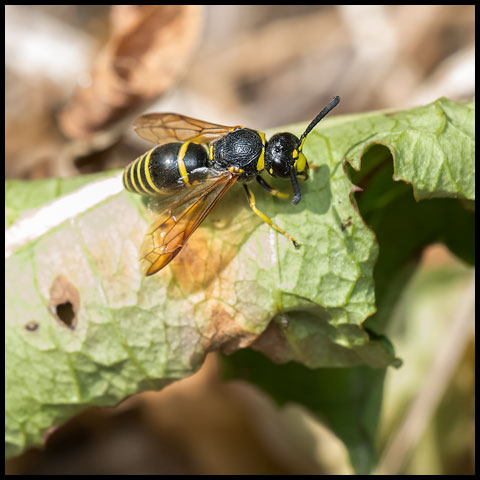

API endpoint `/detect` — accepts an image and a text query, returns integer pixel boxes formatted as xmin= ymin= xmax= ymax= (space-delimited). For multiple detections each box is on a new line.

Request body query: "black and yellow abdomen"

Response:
xmin=123 ymin=142 xmax=210 ymax=195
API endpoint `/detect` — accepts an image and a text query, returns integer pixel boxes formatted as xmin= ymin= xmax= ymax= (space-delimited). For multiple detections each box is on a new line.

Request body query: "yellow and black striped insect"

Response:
xmin=124 ymin=96 xmax=340 ymax=276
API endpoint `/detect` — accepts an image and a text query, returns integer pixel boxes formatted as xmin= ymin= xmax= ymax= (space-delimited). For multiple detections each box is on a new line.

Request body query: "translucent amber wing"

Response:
xmin=139 ymin=172 xmax=238 ymax=275
xmin=134 ymin=113 xmax=241 ymax=146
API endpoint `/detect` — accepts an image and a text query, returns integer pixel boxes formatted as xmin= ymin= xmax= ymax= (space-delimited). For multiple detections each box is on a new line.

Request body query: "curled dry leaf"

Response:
xmin=59 ymin=5 xmax=203 ymax=139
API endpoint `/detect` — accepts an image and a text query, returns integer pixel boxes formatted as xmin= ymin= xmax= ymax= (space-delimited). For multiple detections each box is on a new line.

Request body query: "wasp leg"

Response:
xmin=244 ymin=184 xmax=300 ymax=248
xmin=255 ymin=175 xmax=291 ymax=200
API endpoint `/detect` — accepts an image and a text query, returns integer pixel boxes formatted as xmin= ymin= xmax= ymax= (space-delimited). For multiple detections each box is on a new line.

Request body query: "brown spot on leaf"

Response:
xmin=169 ymin=191 xmax=253 ymax=293
xmin=25 ymin=321 xmax=39 ymax=332
xmin=250 ymin=318 xmax=291 ymax=364
xmin=171 ymin=228 xmax=235 ymax=293
xmin=200 ymin=301 xmax=257 ymax=355
xmin=49 ymin=276 xmax=80 ymax=329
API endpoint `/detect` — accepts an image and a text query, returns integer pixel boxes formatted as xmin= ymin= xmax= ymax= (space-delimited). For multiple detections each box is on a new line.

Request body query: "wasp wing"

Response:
xmin=140 ymin=171 xmax=239 ymax=276
xmin=134 ymin=113 xmax=242 ymax=146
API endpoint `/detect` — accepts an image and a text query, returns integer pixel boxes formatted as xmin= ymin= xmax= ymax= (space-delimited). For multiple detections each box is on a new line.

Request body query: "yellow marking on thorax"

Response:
xmin=256 ymin=131 xmax=266 ymax=171
xmin=144 ymin=148 xmax=164 ymax=194
xmin=177 ymin=142 xmax=191 ymax=186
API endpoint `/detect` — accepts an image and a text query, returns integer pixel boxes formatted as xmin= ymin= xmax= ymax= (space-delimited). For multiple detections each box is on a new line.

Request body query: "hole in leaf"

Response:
xmin=49 ymin=275 xmax=80 ymax=329
xmin=55 ymin=301 xmax=75 ymax=328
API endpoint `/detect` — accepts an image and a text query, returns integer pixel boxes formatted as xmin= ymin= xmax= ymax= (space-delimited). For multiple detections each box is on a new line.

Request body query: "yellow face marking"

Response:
xmin=256 ymin=131 xmax=266 ymax=171
xmin=209 ymin=145 xmax=214 ymax=161
xmin=229 ymin=166 xmax=244 ymax=174
xmin=144 ymin=148 xmax=163 ymax=194
xmin=295 ymin=152 xmax=307 ymax=173
xmin=177 ymin=142 xmax=191 ymax=186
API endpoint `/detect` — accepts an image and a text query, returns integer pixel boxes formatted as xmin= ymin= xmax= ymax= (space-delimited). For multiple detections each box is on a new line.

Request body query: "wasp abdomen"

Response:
xmin=123 ymin=142 xmax=210 ymax=195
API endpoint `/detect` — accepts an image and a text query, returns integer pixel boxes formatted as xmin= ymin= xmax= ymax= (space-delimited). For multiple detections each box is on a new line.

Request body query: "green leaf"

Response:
xmin=345 ymin=97 xmax=475 ymax=201
xmin=5 ymin=97 xmax=474 ymax=458
xmin=5 ymin=171 xmax=112 ymax=228
xmin=343 ymin=98 xmax=475 ymax=333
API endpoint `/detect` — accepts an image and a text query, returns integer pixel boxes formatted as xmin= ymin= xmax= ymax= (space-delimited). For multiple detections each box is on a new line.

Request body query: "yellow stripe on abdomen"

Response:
xmin=143 ymin=148 xmax=163 ymax=194
xmin=128 ymin=157 xmax=142 ymax=193
xmin=177 ymin=142 xmax=191 ymax=186
xmin=135 ymin=152 xmax=150 ymax=194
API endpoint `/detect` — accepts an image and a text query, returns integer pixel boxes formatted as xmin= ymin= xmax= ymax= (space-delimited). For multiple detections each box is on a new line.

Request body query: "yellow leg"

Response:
xmin=244 ymin=184 xmax=300 ymax=248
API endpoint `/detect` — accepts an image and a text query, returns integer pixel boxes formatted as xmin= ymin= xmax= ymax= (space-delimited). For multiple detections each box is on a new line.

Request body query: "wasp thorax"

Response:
xmin=265 ymin=132 xmax=299 ymax=178
xmin=212 ymin=128 xmax=263 ymax=172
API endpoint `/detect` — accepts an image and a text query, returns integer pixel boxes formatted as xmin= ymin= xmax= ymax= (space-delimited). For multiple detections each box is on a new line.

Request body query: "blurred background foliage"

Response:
xmin=5 ymin=5 xmax=474 ymax=475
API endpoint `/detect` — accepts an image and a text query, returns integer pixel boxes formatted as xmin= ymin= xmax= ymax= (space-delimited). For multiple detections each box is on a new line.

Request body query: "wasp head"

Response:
xmin=264 ymin=96 xmax=340 ymax=206
xmin=265 ymin=132 xmax=308 ymax=205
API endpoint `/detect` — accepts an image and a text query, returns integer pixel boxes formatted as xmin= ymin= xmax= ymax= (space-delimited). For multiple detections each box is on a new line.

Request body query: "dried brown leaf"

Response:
xmin=59 ymin=5 xmax=203 ymax=139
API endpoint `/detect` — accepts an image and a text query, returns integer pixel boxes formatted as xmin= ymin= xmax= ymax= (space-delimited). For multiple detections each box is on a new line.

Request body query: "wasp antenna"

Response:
xmin=298 ymin=96 xmax=340 ymax=151
xmin=290 ymin=168 xmax=302 ymax=205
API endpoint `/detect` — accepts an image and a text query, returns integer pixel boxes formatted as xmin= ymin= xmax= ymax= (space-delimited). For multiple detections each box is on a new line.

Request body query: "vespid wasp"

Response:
xmin=123 ymin=96 xmax=340 ymax=275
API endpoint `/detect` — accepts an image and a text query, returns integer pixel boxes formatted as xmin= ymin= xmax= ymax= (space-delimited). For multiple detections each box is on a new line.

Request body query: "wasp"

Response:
xmin=123 ymin=96 xmax=340 ymax=276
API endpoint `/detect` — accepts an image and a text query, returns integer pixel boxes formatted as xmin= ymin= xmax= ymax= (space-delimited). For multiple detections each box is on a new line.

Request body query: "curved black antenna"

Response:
xmin=298 ymin=96 xmax=340 ymax=152
xmin=289 ymin=96 xmax=340 ymax=205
